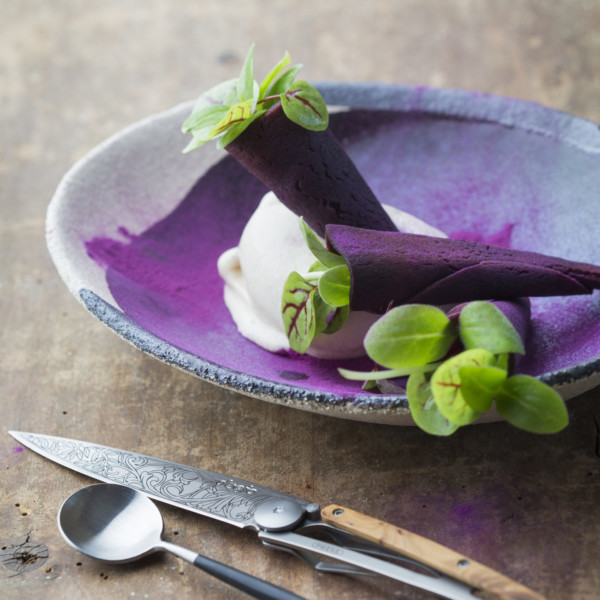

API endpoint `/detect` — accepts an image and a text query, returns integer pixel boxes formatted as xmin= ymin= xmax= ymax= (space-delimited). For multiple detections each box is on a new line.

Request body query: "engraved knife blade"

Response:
xmin=9 ymin=431 xmax=311 ymax=530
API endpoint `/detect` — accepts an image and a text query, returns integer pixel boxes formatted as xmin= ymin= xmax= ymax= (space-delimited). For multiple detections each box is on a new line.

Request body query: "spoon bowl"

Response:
xmin=58 ymin=483 xmax=303 ymax=600
xmin=58 ymin=482 xmax=163 ymax=563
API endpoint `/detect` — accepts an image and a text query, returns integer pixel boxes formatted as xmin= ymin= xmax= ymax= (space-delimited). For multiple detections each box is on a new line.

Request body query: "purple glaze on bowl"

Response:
xmin=48 ymin=83 xmax=600 ymax=422
xmin=85 ymin=154 xmax=377 ymax=400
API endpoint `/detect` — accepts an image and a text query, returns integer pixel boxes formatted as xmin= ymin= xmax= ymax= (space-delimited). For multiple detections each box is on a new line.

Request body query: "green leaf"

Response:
xmin=216 ymin=109 xmax=266 ymax=149
xmin=364 ymin=305 xmax=458 ymax=369
xmin=184 ymin=48 xmax=328 ymax=152
xmin=259 ymin=51 xmax=291 ymax=98
xmin=183 ymin=78 xmax=238 ymax=128
xmin=495 ymin=375 xmax=568 ymax=434
xmin=495 ymin=353 xmax=509 ymax=371
xmin=237 ymin=44 xmax=255 ymax=102
xmin=459 ymin=301 xmax=525 ymax=355
xmin=208 ymin=99 xmax=255 ymax=138
xmin=182 ymin=130 xmax=213 ymax=153
xmin=281 ymin=80 xmax=329 ymax=131
xmin=430 ymin=348 xmax=496 ymax=426
xmin=313 ymin=292 xmax=334 ymax=336
xmin=323 ymin=305 xmax=349 ymax=334
xmin=458 ymin=364 xmax=507 ymax=412
xmin=299 ymin=219 xmax=345 ymax=268
xmin=318 ymin=265 xmax=351 ymax=307
xmin=182 ymin=105 xmax=238 ymax=152
xmin=182 ymin=81 xmax=240 ymax=151
xmin=407 ymin=372 xmax=460 ymax=436
xmin=281 ymin=271 xmax=317 ymax=354
xmin=181 ymin=104 xmax=230 ymax=134
xmin=308 ymin=260 xmax=327 ymax=273
xmin=268 ymin=65 xmax=303 ymax=97
xmin=222 ymin=84 xmax=240 ymax=108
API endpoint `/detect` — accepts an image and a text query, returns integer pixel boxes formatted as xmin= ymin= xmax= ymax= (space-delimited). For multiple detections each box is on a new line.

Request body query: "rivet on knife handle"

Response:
xmin=320 ymin=505 xmax=546 ymax=600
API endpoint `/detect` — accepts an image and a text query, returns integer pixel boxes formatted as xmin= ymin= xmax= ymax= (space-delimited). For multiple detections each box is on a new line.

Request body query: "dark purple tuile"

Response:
xmin=326 ymin=225 xmax=600 ymax=313
xmin=225 ymin=103 xmax=398 ymax=238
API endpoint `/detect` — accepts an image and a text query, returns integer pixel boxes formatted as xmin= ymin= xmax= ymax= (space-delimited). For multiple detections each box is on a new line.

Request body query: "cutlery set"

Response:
xmin=10 ymin=430 xmax=545 ymax=600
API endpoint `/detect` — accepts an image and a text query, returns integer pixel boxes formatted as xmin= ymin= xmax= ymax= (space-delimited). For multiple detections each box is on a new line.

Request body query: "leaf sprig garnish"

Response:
xmin=339 ymin=301 xmax=568 ymax=436
xmin=281 ymin=220 xmax=350 ymax=353
xmin=182 ymin=45 xmax=329 ymax=152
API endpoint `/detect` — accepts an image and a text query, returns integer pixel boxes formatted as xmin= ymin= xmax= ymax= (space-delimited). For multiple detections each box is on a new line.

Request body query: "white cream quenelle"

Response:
xmin=217 ymin=192 xmax=446 ymax=359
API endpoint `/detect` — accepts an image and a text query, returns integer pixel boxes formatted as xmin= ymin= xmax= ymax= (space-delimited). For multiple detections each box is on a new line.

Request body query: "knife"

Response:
xmin=9 ymin=431 xmax=545 ymax=600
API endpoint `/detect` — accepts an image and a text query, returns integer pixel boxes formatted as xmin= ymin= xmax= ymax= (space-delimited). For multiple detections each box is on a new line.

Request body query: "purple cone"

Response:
xmin=225 ymin=103 xmax=398 ymax=237
xmin=326 ymin=225 xmax=600 ymax=313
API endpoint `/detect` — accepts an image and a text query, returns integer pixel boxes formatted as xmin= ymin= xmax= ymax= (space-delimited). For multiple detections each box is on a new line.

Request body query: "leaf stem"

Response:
xmin=339 ymin=363 xmax=441 ymax=381
xmin=256 ymin=88 xmax=303 ymax=106
xmin=256 ymin=94 xmax=282 ymax=106
xmin=299 ymin=271 xmax=324 ymax=283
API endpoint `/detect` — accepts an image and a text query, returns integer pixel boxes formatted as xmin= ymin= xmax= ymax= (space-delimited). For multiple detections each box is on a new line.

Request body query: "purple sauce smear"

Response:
xmin=85 ymin=109 xmax=600 ymax=394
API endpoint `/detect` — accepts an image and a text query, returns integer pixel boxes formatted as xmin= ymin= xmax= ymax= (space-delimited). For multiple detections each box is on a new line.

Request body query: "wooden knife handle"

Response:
xmin=321 ymin=505 xmax=546 ymax=600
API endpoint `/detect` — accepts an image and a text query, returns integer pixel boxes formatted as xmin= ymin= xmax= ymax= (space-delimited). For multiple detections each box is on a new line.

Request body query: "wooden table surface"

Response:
xmin=2 ymin=2 xmax=600 ymax=599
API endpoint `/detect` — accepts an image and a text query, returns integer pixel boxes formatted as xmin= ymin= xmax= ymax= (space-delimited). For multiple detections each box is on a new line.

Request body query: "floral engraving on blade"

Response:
xmin=24 ymin=434 xmax=272 ymax=523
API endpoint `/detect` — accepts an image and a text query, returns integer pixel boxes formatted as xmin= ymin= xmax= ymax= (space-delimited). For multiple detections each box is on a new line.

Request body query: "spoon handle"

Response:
xmin=193 ymin=553 xmax=305 ymax=600
xmin=160 ymin=540 xmax=304 ymax=599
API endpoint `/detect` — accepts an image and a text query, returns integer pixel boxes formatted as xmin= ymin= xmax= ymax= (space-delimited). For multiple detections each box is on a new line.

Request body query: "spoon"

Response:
xmin=57 ymin=483 xmax=304 ymax=600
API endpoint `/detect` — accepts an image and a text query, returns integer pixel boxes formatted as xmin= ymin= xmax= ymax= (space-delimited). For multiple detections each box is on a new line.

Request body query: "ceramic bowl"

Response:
xmin=47 ymin=82 xmax=600 ymax=424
